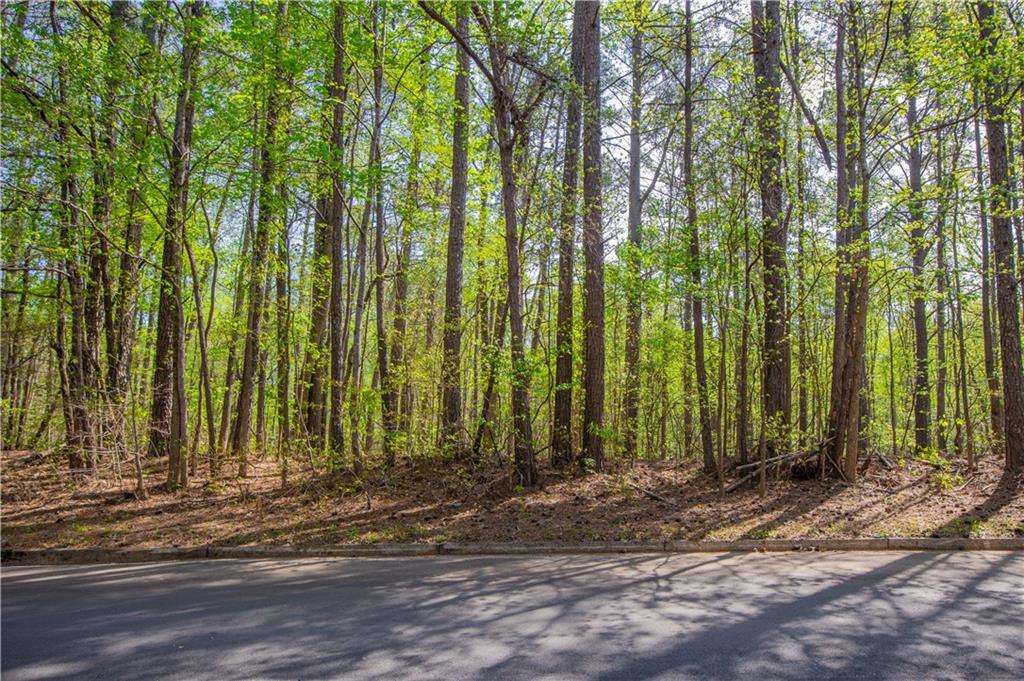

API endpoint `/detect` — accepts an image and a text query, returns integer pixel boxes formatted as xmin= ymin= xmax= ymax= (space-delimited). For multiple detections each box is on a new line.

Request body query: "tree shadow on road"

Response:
xmin=4 ymin=551 xmax=1021 ymax=681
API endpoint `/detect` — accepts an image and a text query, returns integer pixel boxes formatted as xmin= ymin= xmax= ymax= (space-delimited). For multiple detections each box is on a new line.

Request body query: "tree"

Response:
xmin=685 ymin=0 xmax=714 ymax=475
xmin=552 ymin=2 xmax=585 ymax=468
xmin=580 ymin=0 xmax=605 ymax=471
xmin=978 ymin=0 xmax=1024 ymax=471
xmin=751 ymin=0 xmax=789 ymax=457
xmin=230 ymin=0 xmax=289 ymax=477
xmin=622 ymin=0 xmax=644 ymax=459
xmin=150 ymin=0 xmax=203 ymax=488
xmin=440 ymin=3 xmax=471 ymax=452
xmin=903 ymin=6 xmax=930 ymax=455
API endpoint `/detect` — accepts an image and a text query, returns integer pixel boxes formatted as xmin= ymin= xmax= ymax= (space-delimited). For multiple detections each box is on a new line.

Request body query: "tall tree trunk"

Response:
xmin=371 ymin=2 xmax=398 ymax=466
xmin=829 ymin=1 xmax=850 ymax=473
xmin=110 ymin=1 xmax=158 ymax=400
xmin=346 ymin=198 xmax=372 ymax=473
xmin=737 ymin=181 xmax=752 ymax=466
xmin=751 ymin=0 xmax=789 ymax=457
xmin=464 ymin=2 xmax=538 ymax=484
xmin=904 ymin=8 xmax=930 ymax=454
xmin=95 ymin=1 xmax=129 ymax=401
xmin=50 ymin=1 xmax=94 ymax=472
xmin=495 ymin=91 xmax=536 ymax=484
xmin=978 ymin=0 xmax=1024 ymax=471
xmin=230 ymin=0 xmax=288 ymax=477
xmin=328 ymin=2 xmax=349 ymax=463
xmin=276 ymin=186 xmax=291 ymax=483
xmin=792 ymin=3 xmax=809 ymax=444
xmin=951 ymin=176 xmax=976 ymax=467
xmin=622 ymin=0 xmax=643 ymax=459
xmin=827 ymin=0 xmax=871 ymax=482
xmin=580 ymin=0 xmax=605 ymax=471
xmin=552 ymin=4 xmax=585 ymax=468
xmin=217 ymin=165 xmax=255 ymax=455
xmin=685 ymin=0 xmax=714 ymax=474
xmin=935 ymin=131 xmax=948 ymax=454
xmin=150 ymin=0 xmax=202 ymax=488
xmin=440 ymin=3 xmax=470 ymax=451
xmin=393 ymin=98 xmax=422 ymax=451
xmin=974 ymin=94 xmax=1003 ymax=448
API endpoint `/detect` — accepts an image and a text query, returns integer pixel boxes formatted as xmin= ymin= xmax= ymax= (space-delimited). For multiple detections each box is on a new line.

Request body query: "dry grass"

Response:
xmin=2 ymin=449 xmax=1022 ymax=550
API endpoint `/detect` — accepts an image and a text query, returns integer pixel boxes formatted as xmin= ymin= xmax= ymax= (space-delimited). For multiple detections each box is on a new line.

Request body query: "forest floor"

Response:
xmin=2 ymin=449 xmax=1022 ymax=550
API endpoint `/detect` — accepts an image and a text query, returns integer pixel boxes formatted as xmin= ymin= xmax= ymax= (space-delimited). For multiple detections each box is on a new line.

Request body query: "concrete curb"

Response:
xmin=3 ymin=537 xmax=1021 ymax=564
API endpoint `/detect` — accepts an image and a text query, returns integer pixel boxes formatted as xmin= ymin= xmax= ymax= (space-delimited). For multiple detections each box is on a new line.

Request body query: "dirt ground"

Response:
xmin=2 ymin=449 xmax=1022 ymax=550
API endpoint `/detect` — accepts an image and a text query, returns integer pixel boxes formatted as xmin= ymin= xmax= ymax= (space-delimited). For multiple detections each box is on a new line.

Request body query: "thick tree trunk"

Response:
xmin=978 ymin=0 xmax=1024 ymax=471
xmin=495 ymin=97 xmax=536 ymax=484
xmin=440 ymin=4 xmax=470 ymax=451
xmin=552 ymin=5 xmax=585 ymax=468
xmin=826 ymin=1 xmax=870 ymax=482
xmin=328 ymin=2 xmax=349 ymax=463
xmin=370 ymin=3 xmax=398 ymax=466
xmin=580 ymin=0 xmax=605 ymax=471
xmin=752 ymin=0 xmax=789 ymax=457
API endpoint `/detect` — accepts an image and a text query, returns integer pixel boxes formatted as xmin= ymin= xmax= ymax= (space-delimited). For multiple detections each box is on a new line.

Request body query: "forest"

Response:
xmin=2 ymin=0 xmax=1023 ymax=547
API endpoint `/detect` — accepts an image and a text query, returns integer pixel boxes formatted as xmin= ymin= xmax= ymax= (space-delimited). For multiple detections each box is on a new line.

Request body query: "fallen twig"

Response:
xmin=725 ymin=469 xmax=760 ymax=493
xmin=626 ymin=481 xmax=676 ymax=506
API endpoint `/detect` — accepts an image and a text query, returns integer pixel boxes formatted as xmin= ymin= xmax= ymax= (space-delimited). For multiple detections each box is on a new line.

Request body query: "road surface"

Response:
xmin=3 ymin=551 xmax=1022 ymax=680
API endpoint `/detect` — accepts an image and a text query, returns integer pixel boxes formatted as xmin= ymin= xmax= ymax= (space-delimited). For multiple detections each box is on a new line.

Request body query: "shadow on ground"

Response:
xmin=2 ymin=551 xmax=1021 ymax=681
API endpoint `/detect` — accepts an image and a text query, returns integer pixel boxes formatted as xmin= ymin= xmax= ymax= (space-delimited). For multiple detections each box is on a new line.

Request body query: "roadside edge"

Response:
xmin=4 ymin=537 xmax=1022 ymax=564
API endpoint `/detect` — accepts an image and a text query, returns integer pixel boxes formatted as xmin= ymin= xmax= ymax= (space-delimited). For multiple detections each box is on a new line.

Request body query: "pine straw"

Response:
xmin=2 ymin=449 xmax=1021 ymax=550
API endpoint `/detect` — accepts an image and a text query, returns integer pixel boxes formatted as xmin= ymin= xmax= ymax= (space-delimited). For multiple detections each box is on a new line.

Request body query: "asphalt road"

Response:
xmin=2 ymin=551 xmax=1022 ymax=680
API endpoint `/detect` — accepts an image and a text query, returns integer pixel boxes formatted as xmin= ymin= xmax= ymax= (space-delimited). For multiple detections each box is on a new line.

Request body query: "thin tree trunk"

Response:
xmin=904 ymin=8 xmax=930 ymax=454
xmin=686 ymin=0 xmax=714 ymax=474
xmin=150 ymin=0 xmax=203 ymax=488
xmin=230 ymin=0 xmax=288 ymax=477
xmin=276 ymin=186 xmax=292 ymax=484
xmin=935 ymin=131 xmax=948 ymax=454
xmin=974 ymin=94 xmax=1003 ymax=448
xmin=622 ymin=0 xmax=643 ymax=459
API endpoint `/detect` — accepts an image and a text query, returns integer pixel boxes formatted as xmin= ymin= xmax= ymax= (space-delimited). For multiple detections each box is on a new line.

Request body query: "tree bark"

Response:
xmin=974 ymin=93 xmax=1003 ymax=449
xmin=230 ymin=0 xmax=288 ymax=477
xmin=328 ymin=1 xmax=349 ymax=463
xmin=552 ymin=4 xmax=585 ymax=468
xmin=622 ymin=0 xmax=643 ymax=459
xmin=150 ymin=0 xmax=202 ymax=488
xmin=440 ymin=3 xmax=470 ymax=451
xmin=685 ymin=0 xmax=714 ymax=474
xmin=370 ymin=2 xmax=398 ymax=466
xmin=978 ymin=0 xmax=1024 ymax=471
xmin=904 ymin=8 xmax=930 ymax=454
xmin=580 ymin=0 xmax=605 ymax=471
xmin=752 ymin=0 xmax=789 ymax=457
